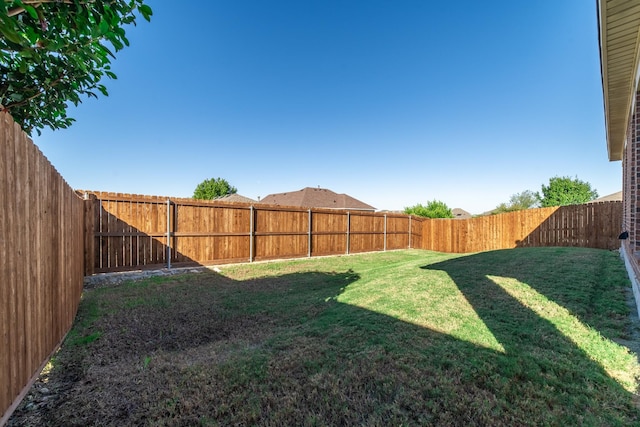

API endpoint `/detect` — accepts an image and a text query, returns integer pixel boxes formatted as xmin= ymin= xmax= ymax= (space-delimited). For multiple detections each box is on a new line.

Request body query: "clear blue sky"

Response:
xmin=33 ymin=0 xmax=620 ymax=214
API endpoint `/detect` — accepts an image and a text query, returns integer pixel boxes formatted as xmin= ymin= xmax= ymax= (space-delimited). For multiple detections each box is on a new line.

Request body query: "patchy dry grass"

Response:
xmin=8 ymin=248 xmax=640 ymax=426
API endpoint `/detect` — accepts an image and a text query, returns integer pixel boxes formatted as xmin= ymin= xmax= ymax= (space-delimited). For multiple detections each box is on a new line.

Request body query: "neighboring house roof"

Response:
xmin=214 ymin=194 xmax=257 ymax=203
xmin=260 ymin=187 xmax=376 ymax=210
xmin=598 ymin=1 xmax=640 ymax=161
xmin=589 ymin=191 xmax=622 ymax=203
xmin=452 ymin=208 xmax=472 ymax=219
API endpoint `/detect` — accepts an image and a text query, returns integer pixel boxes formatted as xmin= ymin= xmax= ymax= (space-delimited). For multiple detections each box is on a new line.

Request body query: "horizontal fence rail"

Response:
xmin=1 ymin=113 xmax=85 ymax=426
xmin=81 ymin=192 xmax=419 ymax=273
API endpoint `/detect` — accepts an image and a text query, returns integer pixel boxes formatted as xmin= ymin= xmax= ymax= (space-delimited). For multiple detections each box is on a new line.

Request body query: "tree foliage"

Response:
xmin=493 ymin=190 xmax=539 ymax=214
xmin=193 ymin=178 xmax=238 ymax=200
xmin=0 ymin=0 xmax=152 ymax=135
xmin=538 ymin=176 xmax=598 ymax=207
xmin=404 ymin=200 xmax=454 ymax=219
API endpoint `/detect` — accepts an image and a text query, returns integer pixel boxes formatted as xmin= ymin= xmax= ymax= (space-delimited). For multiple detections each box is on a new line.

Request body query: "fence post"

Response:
xmin=166 ymin=199 xmax=171 ymax=269
xmin=384 ymin=214 xmax=387 ymax=251
xmin=346 ymin=211 xmax=351 ymax=254
xmin=408 ymin=215 xmax=412 ymax=249
xmin=308 ymin=208 xmax=312 ymax=257
xmin=250 ymin=205 xmax=255 ymax=262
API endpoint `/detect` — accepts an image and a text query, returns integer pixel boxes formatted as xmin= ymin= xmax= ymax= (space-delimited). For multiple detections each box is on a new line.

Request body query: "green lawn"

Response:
xmin=9 ymin=247 xmax=640 ymax=426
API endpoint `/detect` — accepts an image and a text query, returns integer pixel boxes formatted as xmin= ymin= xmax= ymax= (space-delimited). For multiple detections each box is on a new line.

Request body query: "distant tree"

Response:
xmin=538 ymin=176 xmax=598 ymax=207
xmin=0 ymin=0 xmax=152 ymax=135
xmin=493 ymin=190 xmax=539 ymax=214
xmin=404 ymin=200 xmax=454 ymax=219
xmin=193 ymin=178 xmax=238 ymax=200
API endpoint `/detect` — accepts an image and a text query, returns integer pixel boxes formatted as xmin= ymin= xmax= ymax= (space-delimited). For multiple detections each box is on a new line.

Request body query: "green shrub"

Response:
xmin=404 ymin=200 xmax=453 ymax=218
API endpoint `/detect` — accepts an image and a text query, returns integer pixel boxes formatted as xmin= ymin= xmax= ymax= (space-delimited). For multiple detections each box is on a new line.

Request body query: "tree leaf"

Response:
xmin=138 ymin=4 xmax=153 ymax=21
xmin=1 ymin=0 xmax=152 ymax=135
xmin=98 ymin=18 xmax=109 ymax=35
xmin=22 ymin=4 xmax=39 ymax=20
xmin=0 ymin=20 xmax=27 ymax=45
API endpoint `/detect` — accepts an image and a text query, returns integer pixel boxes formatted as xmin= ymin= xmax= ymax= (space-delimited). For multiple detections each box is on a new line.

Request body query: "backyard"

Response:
xmin=8 ymin=247 xmax=640 ymax=426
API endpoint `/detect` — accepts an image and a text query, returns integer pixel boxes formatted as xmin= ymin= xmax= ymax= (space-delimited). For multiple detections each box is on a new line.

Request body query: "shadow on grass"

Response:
xmin=424 ymin=247 xmax=632 ymax=345
xmin=87 ymin=269 xmax=361 ymax=360
xmin=9 ymin=251 xmax=640 ymax=426
xmin=422 ymin=247 xmax=639 ymax=422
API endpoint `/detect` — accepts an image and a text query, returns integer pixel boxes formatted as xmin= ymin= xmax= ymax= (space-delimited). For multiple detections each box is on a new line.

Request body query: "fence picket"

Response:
xmin=1 ymin=113 xmax=84 ymax=426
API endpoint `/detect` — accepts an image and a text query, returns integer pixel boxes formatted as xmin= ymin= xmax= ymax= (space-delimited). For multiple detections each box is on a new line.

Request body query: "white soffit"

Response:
xmin=599 ymin=0 xmax=640 ymax=161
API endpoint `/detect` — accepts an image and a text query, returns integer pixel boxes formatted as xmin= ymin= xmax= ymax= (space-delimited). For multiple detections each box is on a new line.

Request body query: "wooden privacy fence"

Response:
xmin=1 ymin=113 xmax=85 ymax=426
xmin=420 ymin=202 xmax=623 ymax=253
xmin=82 ymin=191 xmax=421 ymax=273
xmin=83 ymin=191 xmax=622 ymax=274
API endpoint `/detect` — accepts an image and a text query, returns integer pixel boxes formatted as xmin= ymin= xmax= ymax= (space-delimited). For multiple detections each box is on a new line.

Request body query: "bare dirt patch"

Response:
xmin=8 ymin=267 xmax=353 ymax=426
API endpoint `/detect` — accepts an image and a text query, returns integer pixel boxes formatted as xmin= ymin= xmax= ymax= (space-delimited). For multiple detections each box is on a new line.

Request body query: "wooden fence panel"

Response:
xmin=1 ymin=113 xmax=85 ymax=426
xmin=174 ymin=204 xmax=251 ymax=263
xmin=423 ymin=219 xmax=456 ymax=253
xmin=175 ymin=203 xmax=198 ymax=262
xmin=255 ymin=208 xmax=308 ymax=260
xmin=410 ymin=216 xmax=423 ymax=249
xmin=153 ymin=200 xmax=167 ymax=265
xmin=420 ymin=218 xmax=432 ymax=250
xmin=312 ymin=211 xmax=347 ymax=256
xmin=417 ymin=204 xmax=621 ymax=253
xmin=91 ymin=195 xmax=174 ymax=271
xmin=349 ymin=212 xmax=384 ymax=253
xmin=142 ymin=198 xmax=157 ymax=266
xmin=385 ymin=215 xmax=410 ymax=250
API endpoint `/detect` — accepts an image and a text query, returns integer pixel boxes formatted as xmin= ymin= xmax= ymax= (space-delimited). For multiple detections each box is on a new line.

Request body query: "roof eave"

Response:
xmin=598 ymin=0 xmax=640 ymax=162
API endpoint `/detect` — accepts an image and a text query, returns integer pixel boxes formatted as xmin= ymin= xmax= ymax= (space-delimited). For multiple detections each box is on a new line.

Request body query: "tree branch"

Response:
xmin=1 ymin=73 xmax=65 ymax=112
xmin=8 ymin=1 xmax=75 ymax=17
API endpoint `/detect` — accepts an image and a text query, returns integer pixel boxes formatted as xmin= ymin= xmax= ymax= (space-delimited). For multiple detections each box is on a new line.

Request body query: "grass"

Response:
xmin=8 ymin=247 xmax=640 ymax=426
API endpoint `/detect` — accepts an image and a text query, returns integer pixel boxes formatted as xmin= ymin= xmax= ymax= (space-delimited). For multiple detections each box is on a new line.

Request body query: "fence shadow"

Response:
xmin=92 ymin=207 xmax=202 ymax=273
xmin=86 ymin=195 xmax=212 ymax=275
